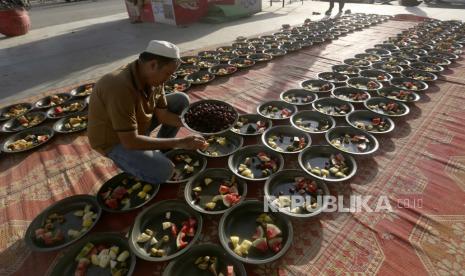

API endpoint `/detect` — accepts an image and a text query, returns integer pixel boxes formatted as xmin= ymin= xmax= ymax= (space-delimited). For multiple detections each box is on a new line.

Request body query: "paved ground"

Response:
xmin=29 ymin=0 xmax=125 ymax=29
xmin=1 ymin=0 xmax=464 ymax=104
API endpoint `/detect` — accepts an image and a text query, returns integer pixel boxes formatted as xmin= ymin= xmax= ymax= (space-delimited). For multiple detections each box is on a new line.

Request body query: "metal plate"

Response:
xmin=184 ymin=168 xmax=247 ymax=215
xmin=230 ymin=113 xmax=272 ymax=136
xmin=298 ymin=145 xmax=357 ymax=182
xmin=34 ymin=93 xmax=72 ymax=109
xmin=197 ymin=132 xmax=244 ymax=158
xmin=164 ymin=149 xmax=208 ymax=184
xmin=1 ymin=111 xmax=47 ymax=133
xmin=312 ymin=97 xmax=354 ymax=117
xmin=0 ymin=102 xmax=33 ymax=121
xmin=347 ymin=77 xmax=383 ymax=92
xmin=376 ymin=87 xmax=420 ymax=103
xmin=49 ymin=232 xmax=136 ymax=276
xmin=70 ymin=83 xmax=95 ymax=98
xmin=2 ymin=126 xmax=55 ymax=153
xmin=162 ymin=243 xmax=247 ymax=276
xmin=128 ymin=200 xmax=203 ymax=262
xmin=359 ymin=69 xmax=393 ymax=83
xmin=290 ymin=110 xmax=335 ymax=134
xmin=263 ymin=169 xmax=329 ymax=218
xmin=331 ymin=87 xmax=370 ymax=104
xmin=346 ymin=110 xmax=395 ymax=134
xmin=261 ymin=125 xmax=311 ymax=154
xmin=53 ymin=111 xmax=88 ymax=134
xmin=364 ymin=97 xmax=410 ymax=117
xmin=96 ymin=172 xmax=160 ymax=213
xmin=257 ymin=100 xmax=297 ymax=121
xmin=228 ymin=144 xmax=285 ymax=182
xmin=389 ymin=77 xmax=428 ymax=92
xmin=218 ymin=200 xmax=293 ymax=265
xmin=46 ymin=100 xmax=87 ymax=119
xmin=280 ymin=89 xmax=317 ymax=106
xmin=325 ymin=126 xmax=380 ymax=155
xmin=24 ymin=194 xmax=102 ymax=252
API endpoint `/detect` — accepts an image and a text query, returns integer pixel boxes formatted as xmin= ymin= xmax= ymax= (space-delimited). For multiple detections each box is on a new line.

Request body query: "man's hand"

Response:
xmin=178 ymin=135 xmax=208 ymax=150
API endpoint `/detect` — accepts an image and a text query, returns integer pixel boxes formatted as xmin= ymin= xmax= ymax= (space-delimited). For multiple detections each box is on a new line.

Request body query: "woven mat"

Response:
xmin=1 ymin=19 xmax=465 ymax=276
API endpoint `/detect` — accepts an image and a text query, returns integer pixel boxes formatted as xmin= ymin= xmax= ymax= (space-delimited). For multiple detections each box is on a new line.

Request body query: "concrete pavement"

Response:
xmin=1 ymin=0 xmax=465 ymax=104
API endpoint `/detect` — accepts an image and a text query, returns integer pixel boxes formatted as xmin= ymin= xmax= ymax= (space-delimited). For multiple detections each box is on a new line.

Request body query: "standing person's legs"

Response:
xmin=338 ymin=0 xmax=345 ymax=12
xmin=148 ymin=92 xmax=190 ymax=138
xmin=107 ymin=144 xmax=174 ymax=184
xmin=326 ymin=0 xmax=335 ymax=15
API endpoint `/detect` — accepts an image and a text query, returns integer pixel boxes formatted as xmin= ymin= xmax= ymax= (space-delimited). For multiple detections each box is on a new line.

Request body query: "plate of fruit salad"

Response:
xmin=257 ymin=100 xmax=297 ymax=120
xmin=1 ymin=111 xmax=47 ymax=133
xmin=280 ymin=89 xmax=317 ymax=106
xmin=401 ymin=69 xmax=437 ymax=83
xmin=25 ymin=195 xmax=101 ymax=252
xmin=185 ymin=168 xmax=246 ymax=215
xmin=264 ymin=170 xmax=329 ymax=218
xmin=162 ymin=243 xmax=247 ymax=276
xmin=71 ymin=83 xmax=95 ymax=98
xmin=34 ymin=93 xmax=72 ymax=109
xmin=359 ymin=69 xmax=393 ymax=83
xmin=364 ymin=97 xmax=410 ymax=117
xmin=96 ymin=173 xmax=159 ymax=213
xmin=290 ymin=110 xmax=335 ymax=134
xmin=231 ymin=114 xmax=272 ymax=136
xmin=298 ymin=145 xmax=357 ymax=182
xmin=346 ymin=110 xmax=395 ymax=134
xmin=53 ymin=111 xmax=88 ymax=133
xmin=313 ymin=98 xmax=354 ymax=117
xmin=198 ymin=132 xmax=244 ymax=158
xmin=390 ymin=77 xmax=428 ymax=91
xmin=331 ymin=87 xmax=370 ymax=103
xmin=165 ymin=149 xmax=207 ymax=184
xmin=262 ymin=125 xmax=311 ymax=154
xmin=49 ymin=232 xmax=135 ymax=276
xmin=347 ymin=77 xmax=382 ymax=91
xmin=46 ymin=100 xmax=87 ymax=119
xmin=326 ymin=126 xmax=379 ymax=155
xmin=300 ymin=79 xmax=334 ymax=93
xmin=377 ymin=87 xmax=420 ymax=103
xmin=228 ymin=145 xmax=284 ymax=181
xmin=218 ymin=200 xmax=293 ymax=264
xmin=164 ymin=79 xmax=191 ymax=93
xmin=129 ymin=200 xmax=202 ymax=261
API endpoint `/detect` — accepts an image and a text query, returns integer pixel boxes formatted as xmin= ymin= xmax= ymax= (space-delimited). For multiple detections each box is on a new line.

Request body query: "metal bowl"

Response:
xmin=198 ymin=131 xmax=244 ymax=158
xmin=257 ymin=100 xmax=297 ymax=121
xmin=331 ymin=64 xmax=361 ymax=77
xmin=300 ymin=79 xmax=335 ymax=93
xmin=34 ymin=93 xmax=72 ymax=109
xmin=347 ymin=77 xmax=382 ymax=92
xmin=317 ymin=71 xmax=349 ymax=85
xmin=196 ymin=58 xmax=221 ymax=70
xmin=0 ymin=102 xmax=33 ymax=121
xmin=364 ymin=97 xmax=410 ymax=117
xmin=176 ymin=64 xmax=200 ymax=77
xmin=46 ymin=99 xmax=87 ymax=119
xmin=264 ymin=169 xmax=330 ymax=218
xmin=228 ymin=57 xmax=255 ymax=68
xmin=216 ymin=46 xmax=235 ymax=53
xmin=380 ymin=56 xmax=411 ymax=67
xmin=218 ymin=200 xmax=293 ymax=265
xmin=365 ymin=48 xmax=391 ymax=57
xmin=371 ymin=62 xmax=404 ymax=75
xmin=401 ymin=69 xmax=437 ymax=83
xmin=233 ymin=48 xmax=256 ymax=58
xmin=164 ymin=149 xmax=208 ymax=184
xmin=231 ymin=114 xmax=272 ymax=136
xmin=96 ymin=172 xmax=160 ymax=213
xmin=427 ymin=50 xmax=459 ymax=61
xmin=290 ymin=110 xmax=336 ymax=134
xmin=331 ymin=87 xmax=370 ymax=103
xmin=298 ymin=145 xmax=357 ymax=182
xmin=1 ymin=111 xmax=47 ymax=133
xmin=261 ymin=125 xmax=311 ymax=154
xmin=389 ymin=77 xmax=428 ymax=92
xmin=346 ymin=110 xmax=395 ymax=134
xmin=198 ymin=50 xmax=219 ymax=59
xmin=2 ymin=126 xmax=55 ymax=153
xmin=374 ymin=43 xmax=400 ymax=53
xmin=24 ymin=194 xmax=102 ymax=252
xmin=70 ymin=83 xmax=95 ymax=98
xmin=181 ymin=55 xmax=200 ymax=64
xmin=409 ymin=61 xmax=444 ymax=74
xmin=246 ymin=53 xmax=273 ymax=62
xmin=164 ymin=78 xmax=191 ymax=93
xmin=128 ymin=200 xmax=203 ymax=262
xmin=354 ymin=53 xmax=382 ymax=63
xmin=343 ymin=58 xmax=371 ymax=69
xmin=419 ymin=56 xmax=451 ymax=67
xmin=376 ymin=87 xmax=420 ymax=103
xmin=185 ymin=168 xmax=247 ymax=215
xmin=280 ymin=89 xmax=317 ymax=106
xmin=53 ymin=111 xmax=88 ymax=133
xmin=162 ymin=243 xmax=247 ymax=276
xmin=312 ymin=97 xmax=354 ymax=118
xmin=325 ymin=126 xmax=379 ymax=155
xmin=359 ymin=69 xmax=393 ymax=83
xmin=228 ymin=144 xmax=285 ymax=182
xmin=49 ymin=232 xmax=136 ymax=276
xmin=263 ymin=48 xmax=287 ymax=57
xmin=208 ymin=64 xmax=238 ymax=76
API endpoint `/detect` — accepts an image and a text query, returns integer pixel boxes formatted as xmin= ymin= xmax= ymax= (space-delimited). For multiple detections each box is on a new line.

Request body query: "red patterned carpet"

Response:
xmin=1 ymin=19 xmax=465 ymax=276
